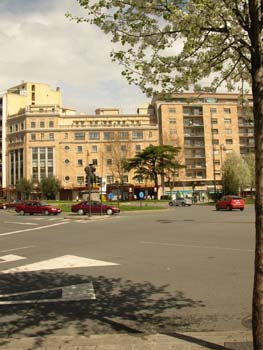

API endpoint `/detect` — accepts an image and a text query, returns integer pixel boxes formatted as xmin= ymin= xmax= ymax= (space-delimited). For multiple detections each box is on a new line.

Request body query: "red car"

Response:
xmin=71 ymin=201 xmax=120 ymax=215
xmin=15 ymin=200 xmax=62 ymax=215
xmin=216 ymin=195 xmax=245 ymax=211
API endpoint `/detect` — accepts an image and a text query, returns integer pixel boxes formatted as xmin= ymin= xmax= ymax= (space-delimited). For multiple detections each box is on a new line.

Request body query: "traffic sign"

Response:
xmin=108 ymin=193 xmax=113 ymax=200
xmin=139 ymin=191 xmax=144 ymax=199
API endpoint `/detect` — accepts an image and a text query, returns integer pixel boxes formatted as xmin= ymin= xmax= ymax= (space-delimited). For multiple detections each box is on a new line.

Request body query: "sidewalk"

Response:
xmin=0 ymin=330 xmax=253 ymax=350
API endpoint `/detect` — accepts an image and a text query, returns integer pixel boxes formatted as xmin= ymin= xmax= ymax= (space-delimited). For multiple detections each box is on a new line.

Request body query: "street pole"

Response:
xmin=211 ymin=112 xmax=217 ymax=201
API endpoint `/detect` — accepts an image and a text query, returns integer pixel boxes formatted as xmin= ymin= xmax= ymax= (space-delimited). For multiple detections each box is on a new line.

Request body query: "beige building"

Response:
xmin=0 ymin=82 xmax=254 ymax=200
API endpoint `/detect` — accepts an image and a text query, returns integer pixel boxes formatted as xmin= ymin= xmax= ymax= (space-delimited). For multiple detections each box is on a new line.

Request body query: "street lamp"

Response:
xmin=220 ymin=144 xmax=226 ymax=194
xmin=210 ymin=112 xmax=217 ymax=200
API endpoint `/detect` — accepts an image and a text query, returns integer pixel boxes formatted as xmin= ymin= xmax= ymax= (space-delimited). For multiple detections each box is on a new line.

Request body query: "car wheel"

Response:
xmin=78 ymin=209 xmax=84 ymax=215
xmin=19 ymin=210 xmax=25 ymax=215
xmin=44 ymin=210 xmax=50 ymax=216
xmin=182 ymin=202 xmax=185 ymax=206
xmin=226 ymin=205 xmax=232 ymax=211
xmin=168 ymin=202 xmax=174 ymax=207
xmin=216 ymin=205 xmax=219 ymax=211
xmin=240 ymin=208 xmax=244 ymax=211
xmin=106 ymin=208 xmax=113 ymax=215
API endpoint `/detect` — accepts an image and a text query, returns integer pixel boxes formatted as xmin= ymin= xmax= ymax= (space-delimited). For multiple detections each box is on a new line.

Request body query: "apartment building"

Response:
xmin=0 ymin=82 xmax=254 ymax=200
xmin=153 ymin=93 xmax=254 ymax=197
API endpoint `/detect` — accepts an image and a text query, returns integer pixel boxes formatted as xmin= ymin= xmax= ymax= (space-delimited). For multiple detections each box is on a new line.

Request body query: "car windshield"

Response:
xmin=39 ymin=202 xmax=49 ymax=206
xmin=231 ymin=196 xmax=242 ymax=199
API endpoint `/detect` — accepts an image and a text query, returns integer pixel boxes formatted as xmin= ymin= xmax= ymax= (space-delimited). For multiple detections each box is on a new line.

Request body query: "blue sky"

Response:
xmin=0 ymin=0 xmax=148 ymax=114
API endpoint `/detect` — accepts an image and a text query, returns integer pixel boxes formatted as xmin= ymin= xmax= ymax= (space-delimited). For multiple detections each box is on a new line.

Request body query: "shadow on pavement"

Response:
xmin=0 ymin=271 xmax=205 ymax=348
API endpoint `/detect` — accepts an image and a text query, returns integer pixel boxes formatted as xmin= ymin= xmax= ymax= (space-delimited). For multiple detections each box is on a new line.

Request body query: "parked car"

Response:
xmin=216 ymin=195 xmax=245 ymax=211
xmin=3 ymin=199 xmax=24 ymax=209
xmin=169 ymin=197 xmax=192 ymax=207
xmin=15 ymin=200 xmax=62 ymax=215
xmin=71 ymin=201 xmax=120 ymax=215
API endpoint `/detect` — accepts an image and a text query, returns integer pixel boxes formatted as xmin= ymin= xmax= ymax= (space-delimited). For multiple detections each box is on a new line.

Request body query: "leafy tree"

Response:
xmin=15 ymin=178 xmax=32 ymax=199
xmin=40 ymin=177 xmax=61 ymax=200
xmin=222 ymin=153 xmax=250 ymax=194
xmin=123 ymin=145 xmax=183 ymax=192
xmin=69 ymin=1 xmax=263 ymax=347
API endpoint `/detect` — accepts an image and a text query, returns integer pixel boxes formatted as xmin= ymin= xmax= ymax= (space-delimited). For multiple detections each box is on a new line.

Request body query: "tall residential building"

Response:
xmin=0 ymin=82 xmax=254 ymax=200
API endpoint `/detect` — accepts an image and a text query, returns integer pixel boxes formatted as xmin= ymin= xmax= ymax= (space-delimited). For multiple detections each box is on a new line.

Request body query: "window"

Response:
xmin=226 ymin=139 xmax=233 ymax=144
xmin=77 ymin=145 xmax=83 ymax=153
xmin=135 ymin=175 xmax=144 ymax=183
xmin=77 ymin=159 xmax=83 ymax=166
xmin=212 ymin=139 xmax=219 ymax=145
xmin=169 ymin=118 xmax=176 ymax=124
xmin=149 ymin=131 xmax=152 ymax=137
xmin=213 ymin=150 xmax=219 ymax=155
xmin=64 ymin=145 xmax=70 ymax=151
xmin=40 ymin=121 xmax=45 ymax=128
xmin=64 ymin=176 xmax=70 ymax=181
xmin=224 ymin=108 xmax=231 ymax=114
xmin=41 ymin=133 xmax=45 ymax=140
xmin=104 ymin=132 xmax=114 ymax=140
xmin=21 ymin=122 xmax=24 ymax=130
xmin=135 ymin=144 xmax=141 ymax=152
xmin=106 ymin=145 xmax=112 ymax=152
xmin=31 ymin=133 xmax=36 ymax=141
xmin=92 ymin=159 xmax=98 ymax=166
xmin=168 ymin=108 xmax=176 ymax=114
xmin=77 ymin=176 xmax=84 ymax=185
xmin=169 ymin=129 xmax=177 ymax=136
xmin=49 ymin=120 xmax=54 ymax=128
xmin=107 ymin=175 xmax=114 ymax=184
xmin=65 ymin=133 xmax=68 ymax=139
xmin=31 ymin=121 xmax=36 ymax=128
xmin=211 ymin=118 xmax=218 ymax=124
xmin=224 ymin=129 xmax=232 ymax=134
xmin=132 ymin=131 xmax=143 ymax=140
xmin=224 ymin=118 xmax=231 ymax=124
xmin=75 ymin=132 xmax=85 ymax=140
xmin=48 ymin=133 xmax=54 ymax=141
xmin=210 ymin=108 xmax=217 ymax=114
xmin=122 ymin=175 xmax=128 ymax=183
xmin=119 ymin=131 xmax=129 ymax=139
xmin=106 ymin=159 xmax=112 ymax=166
xmin=89 ymin=132 xmax=100 ymax=140
xmin=64 ymin=159 xmax=70 ymax=164
xmin=214 ymin=160 xmax=220 ymax=166
xmin=91 ymin=145 xmax=97 ymax=153
xmin=121 ymin=145 xmax=127 ymax=152
xmin=212 ymin=129 xmax=218 ymax=135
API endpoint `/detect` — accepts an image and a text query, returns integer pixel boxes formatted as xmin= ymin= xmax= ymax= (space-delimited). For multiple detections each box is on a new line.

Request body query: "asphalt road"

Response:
xmin=0 ymin=204 xmax=255 ymax=339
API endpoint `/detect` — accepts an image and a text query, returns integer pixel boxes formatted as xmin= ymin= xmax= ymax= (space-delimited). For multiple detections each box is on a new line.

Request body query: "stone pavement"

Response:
xmin=0 ymin=331 xmax=253 ymax=350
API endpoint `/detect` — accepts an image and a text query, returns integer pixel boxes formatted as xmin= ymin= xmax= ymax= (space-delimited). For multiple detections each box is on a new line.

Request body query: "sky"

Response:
xmin=0 ymin=0 xmax=148 ymax=114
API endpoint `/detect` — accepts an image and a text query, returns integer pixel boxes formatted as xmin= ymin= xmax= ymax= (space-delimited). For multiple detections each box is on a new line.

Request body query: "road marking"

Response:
xmin=0 ymin=246 xmax=35 ymax=253
xmin=0 ymin=282 xmax=95 ymax=304
xmin=0 ymin=255 xmax=26 ymax=264
xmin=1 ymin=254 xmax=119 ymax=273
xmin=140 ymin=241 xmax=254 ymax=252
xmin=0 ymin=221 xmax=69 ymax=237
xmin=4 ymin=221 xmax=38 ymax=226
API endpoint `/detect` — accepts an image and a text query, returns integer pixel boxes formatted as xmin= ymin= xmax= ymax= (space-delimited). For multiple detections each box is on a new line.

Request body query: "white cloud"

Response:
xmin=0 ymin=0 xmax=148 ymax=113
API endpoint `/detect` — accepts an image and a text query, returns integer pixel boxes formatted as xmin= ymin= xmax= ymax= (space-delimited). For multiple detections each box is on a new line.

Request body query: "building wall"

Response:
xmin=2 ymin=83 xmax=254 ymax=198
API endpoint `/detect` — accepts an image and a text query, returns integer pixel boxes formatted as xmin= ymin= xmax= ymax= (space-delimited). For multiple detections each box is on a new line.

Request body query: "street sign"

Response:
xmin=108 ymin=193 xmax=113 ymax=200
xmin=139 ymin=191 xmax=144 ymax=199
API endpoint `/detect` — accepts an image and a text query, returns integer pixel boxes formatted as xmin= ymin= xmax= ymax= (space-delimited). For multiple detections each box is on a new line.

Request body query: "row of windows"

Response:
xmin=30 ymin=120 xmax=54 ymax=128
xmin=63 ymin=158 xmax=126 ymax=167
xmin=74 ymin=131 xmax=145 ymax=140
xmin=73 ymin=120 xmax=142 ymax=127
xmin=64 ymin=144 xmax=142 ymax=153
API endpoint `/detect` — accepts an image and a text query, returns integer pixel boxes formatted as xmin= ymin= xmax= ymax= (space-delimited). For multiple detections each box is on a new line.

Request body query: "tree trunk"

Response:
xmin=250 ymin=2 xmax=263 ymax=348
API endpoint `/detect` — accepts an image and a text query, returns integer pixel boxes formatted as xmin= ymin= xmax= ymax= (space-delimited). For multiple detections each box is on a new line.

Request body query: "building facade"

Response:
xmin=0 ymin=82 xmax=254 ymax=200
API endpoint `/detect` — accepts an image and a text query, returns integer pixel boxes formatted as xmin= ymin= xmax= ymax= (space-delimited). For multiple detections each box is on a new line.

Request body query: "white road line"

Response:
xmin=140 ymin=241 xmax=254 ymax=252
xmin=0 ymin=255 xmax=26 ymax=264
xmin=0 ymin=222 xmax=69 ymax=237
xmin=0 ymin=246 xmax=35 ymax=253
xmin=4 ymin=221 xmax=38 ymax=226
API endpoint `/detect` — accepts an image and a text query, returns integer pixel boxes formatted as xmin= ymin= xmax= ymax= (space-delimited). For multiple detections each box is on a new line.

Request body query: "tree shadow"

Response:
xmin=0 ymin=272 xmax=205 ymax=348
